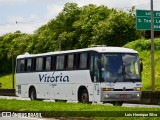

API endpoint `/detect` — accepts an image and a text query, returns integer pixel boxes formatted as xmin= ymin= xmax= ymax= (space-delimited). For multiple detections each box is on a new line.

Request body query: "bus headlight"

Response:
xmin=134 ymin=87 xmax=141 ymax=91
xmin=137 ymin=94 xmax=141 ymax=97
xmin=105 ymin=94 xmax=110 ymax=98
xmin=102 ymin=88 xmax=114 ymax=91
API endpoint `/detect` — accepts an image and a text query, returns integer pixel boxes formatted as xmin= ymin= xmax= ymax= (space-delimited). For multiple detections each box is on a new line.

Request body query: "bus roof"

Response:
xmin=17 ymin=47 xmax=138 ymax=59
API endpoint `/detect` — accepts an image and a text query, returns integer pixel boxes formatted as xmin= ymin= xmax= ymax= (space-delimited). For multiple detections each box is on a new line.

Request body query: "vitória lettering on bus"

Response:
xmin=39 ymin=72 xmax=69 ymax=82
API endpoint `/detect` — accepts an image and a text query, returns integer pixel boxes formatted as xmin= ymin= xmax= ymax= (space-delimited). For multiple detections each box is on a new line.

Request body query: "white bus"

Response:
xmin=16 ymin=46 xmax=142 ymax=105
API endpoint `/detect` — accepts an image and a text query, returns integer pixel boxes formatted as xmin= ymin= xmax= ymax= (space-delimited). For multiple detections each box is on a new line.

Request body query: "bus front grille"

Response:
xmin=114 ymin=89 xmax=134 ymax=91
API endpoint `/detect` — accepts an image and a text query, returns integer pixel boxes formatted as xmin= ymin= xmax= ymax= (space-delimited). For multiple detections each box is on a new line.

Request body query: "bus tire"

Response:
xmin=79 ymin=89 xmax=89 ymax=103
xmin=30 ymin=88 xmax=37 ymax=100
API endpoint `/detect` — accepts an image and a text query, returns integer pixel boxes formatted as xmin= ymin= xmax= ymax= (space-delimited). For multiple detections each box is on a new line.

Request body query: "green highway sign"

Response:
xmin=136 ymin=10 xmax=160 ymax=17
xmin=136 ymin=10 xmax=160 ymax=31
xmin=136 ymin=17 xmax=160 ymax=30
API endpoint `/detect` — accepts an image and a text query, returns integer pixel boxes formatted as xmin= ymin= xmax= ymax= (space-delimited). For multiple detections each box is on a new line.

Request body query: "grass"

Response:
xmin=0 ymin=99 xmax=160 ymax=119
xmin=139 ymin=51 xmax=160 ymax=91
xmin=0 ymin=74 xmax=14 ymax=89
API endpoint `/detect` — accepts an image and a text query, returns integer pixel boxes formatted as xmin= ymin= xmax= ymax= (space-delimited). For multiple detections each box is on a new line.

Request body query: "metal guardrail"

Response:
xmin=0 ymin=89 xmax=16 ymax=96
xmin=140 ymin=91 xmax=160 ymax=105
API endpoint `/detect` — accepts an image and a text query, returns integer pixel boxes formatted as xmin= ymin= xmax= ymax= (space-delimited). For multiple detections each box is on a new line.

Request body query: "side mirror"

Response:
xmin=140 ymin=58 xmax=143 ymax=72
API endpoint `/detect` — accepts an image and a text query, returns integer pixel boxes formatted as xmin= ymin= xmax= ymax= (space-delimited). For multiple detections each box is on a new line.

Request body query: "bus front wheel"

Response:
xmin=30 ymin=88 xmax=37 ymax=100
xmin=79 ymin=89 xmax=89 ymax=103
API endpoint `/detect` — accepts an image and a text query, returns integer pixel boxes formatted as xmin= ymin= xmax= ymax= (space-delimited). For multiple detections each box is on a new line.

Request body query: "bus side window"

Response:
xmin=56 ymin=55 xmax=64 ymax=70
xmin=56 ymin=56 xmax=59 ymax=70
xmin=94 ymin=56 xmax=100 ymax=82
xmin=60 ymin=55 xmax=64 ymax=70
xmin=68 ymin=54 xmax=74 ymax=70
xmin=45 ymin=57 xmax=51 ymax=71
xmin=16 ymin=60 xmax=21 ymax=72
xmin=26 ymin=59 xmax=32 ymax=72
xmin=90 ymin=55 xmax=100 ymax=82
xmin=80 ymin=53 xmax=87 ymax=69
xmin=36 ymin=57 xmax=43 ymax=71
xmin=20 ymin=59 xmax=25 ymax=72
xmin=17 ymin=59 xmax=25 ymax=73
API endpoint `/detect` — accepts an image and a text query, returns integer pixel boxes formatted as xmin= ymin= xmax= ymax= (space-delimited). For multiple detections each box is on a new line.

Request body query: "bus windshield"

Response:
xmin=101 ymin=53 xmax=141 ymax=82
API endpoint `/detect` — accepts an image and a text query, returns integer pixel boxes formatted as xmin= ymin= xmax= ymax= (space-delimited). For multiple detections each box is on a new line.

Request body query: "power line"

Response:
xmin=116 ymin=0 xmax=160 ymax=10
xmin=0 ymin=1 xmax=159 ymax=26
xmin=0 ymin=18 xmax=49 ymax=26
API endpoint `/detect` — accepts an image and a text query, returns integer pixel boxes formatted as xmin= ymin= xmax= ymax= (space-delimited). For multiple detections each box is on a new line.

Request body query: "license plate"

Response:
xmin=120 ymin=94 xmax=127 ymax=99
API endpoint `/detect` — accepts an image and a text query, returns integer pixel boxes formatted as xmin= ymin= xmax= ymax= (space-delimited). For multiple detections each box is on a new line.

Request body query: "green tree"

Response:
xmin=47 ymin=3 xmax=81 ymax=50
xmin=0 ymin=3 xmax=145 ymax=74
xmin=0 ymin=31 xmax=29 ymax=73
xmin=92 ymin=9 xmax=143 ymax=46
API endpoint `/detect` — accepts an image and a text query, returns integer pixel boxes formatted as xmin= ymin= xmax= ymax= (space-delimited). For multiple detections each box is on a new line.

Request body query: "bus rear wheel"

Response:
xmin=79 ymin=89 xmax=89 ymax=103
xmin=30 ymin=88 xmax=37 ymax=100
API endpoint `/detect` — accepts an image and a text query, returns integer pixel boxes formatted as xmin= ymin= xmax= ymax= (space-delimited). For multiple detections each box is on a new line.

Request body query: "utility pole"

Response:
xmin=151 ymin=0 xmax=155 ymax=92
xmin=58 ymin=35 xmax=62 ymax=51
xmin=12 ymin=51 xmax=15 ymax=89
xmin=59 ymin=39 xmax=61 ymax=51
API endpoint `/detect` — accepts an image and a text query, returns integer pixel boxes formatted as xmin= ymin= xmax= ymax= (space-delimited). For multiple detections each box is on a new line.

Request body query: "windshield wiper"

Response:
xmin=113 ymin=75 xmax=122 ymax=83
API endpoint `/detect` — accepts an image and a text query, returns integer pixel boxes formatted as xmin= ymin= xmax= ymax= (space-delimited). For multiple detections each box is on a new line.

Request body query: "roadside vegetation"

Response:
xmin=0 ymin=74 xmax=13 ymax=89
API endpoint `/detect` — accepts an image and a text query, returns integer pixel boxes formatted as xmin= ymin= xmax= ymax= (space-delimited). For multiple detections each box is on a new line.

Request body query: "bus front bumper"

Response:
xmin=101 ymin=91 xmax=141 ymax=102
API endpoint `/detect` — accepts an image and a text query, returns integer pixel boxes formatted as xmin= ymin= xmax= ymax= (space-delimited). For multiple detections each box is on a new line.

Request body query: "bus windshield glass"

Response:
xmin=101 ymin=53 xmax=141 ymax=82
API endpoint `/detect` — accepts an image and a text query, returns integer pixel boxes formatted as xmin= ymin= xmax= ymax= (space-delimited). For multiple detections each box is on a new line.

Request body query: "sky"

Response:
xmin=0 ymin=0 xmax=160 ymax=36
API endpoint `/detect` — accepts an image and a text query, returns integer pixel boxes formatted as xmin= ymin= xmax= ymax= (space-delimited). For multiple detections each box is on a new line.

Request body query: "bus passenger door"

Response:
xmin=90 ymin=55 xmax=101 ymax=103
